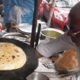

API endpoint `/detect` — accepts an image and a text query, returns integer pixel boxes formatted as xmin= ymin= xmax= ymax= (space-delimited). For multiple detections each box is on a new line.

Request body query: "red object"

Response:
xmin=39 ymin=2 xmax=68 ymax=30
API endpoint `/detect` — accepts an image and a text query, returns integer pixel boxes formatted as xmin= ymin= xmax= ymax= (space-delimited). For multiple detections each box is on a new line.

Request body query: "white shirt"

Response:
xmin=36 ymin=33 xmax=79 ymax=57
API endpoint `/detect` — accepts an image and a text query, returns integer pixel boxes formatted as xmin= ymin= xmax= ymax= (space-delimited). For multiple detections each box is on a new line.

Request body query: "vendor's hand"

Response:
xmin=71 ymin=36 xmax=80 ymax=47
xmin=68 ymin=31 xmax=80 ymax=47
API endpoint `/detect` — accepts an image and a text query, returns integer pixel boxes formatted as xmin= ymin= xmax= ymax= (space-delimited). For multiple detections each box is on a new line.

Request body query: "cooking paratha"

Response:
xmin=0 ymin=43 xmax=27 ymax=70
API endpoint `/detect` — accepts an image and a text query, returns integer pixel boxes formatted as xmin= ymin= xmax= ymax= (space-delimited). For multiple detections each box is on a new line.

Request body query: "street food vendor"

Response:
xmin=36 ymin=2 xmax=80 ymax=58
xmin=3 ymin=0 xmax=34 ymax=32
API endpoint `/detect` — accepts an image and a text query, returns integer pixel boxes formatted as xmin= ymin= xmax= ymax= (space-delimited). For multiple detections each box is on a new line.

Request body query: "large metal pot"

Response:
xmin=0 ymin=38 xmax=38 ymax=80
xmin=41 ymin=28 xmax=64 ymax=39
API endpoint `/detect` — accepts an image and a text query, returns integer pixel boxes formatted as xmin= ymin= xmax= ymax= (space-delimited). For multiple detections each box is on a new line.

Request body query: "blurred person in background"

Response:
xmin=3 ymin=0 xmax=34 ymax=32
xmin=0 ymin=0 xmax=3 ymax=31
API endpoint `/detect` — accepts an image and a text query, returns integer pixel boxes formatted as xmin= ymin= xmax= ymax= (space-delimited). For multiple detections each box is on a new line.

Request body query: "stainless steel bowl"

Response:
xmin=41 ymin=28 xmax=64 ymax=39
xmin=27 ymin=72 xmax=49 ymax=80
xmin=2 ymin=32 xmax=31 ymax=44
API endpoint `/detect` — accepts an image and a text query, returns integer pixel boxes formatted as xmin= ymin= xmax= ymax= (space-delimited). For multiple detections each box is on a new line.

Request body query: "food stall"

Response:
xmin=0 ymin=0 xmax=80 ymax=80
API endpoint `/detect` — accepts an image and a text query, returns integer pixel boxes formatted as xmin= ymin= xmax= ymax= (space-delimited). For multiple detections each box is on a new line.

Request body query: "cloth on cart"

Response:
xmin=3 ymin=0 xmax=34 ymax=25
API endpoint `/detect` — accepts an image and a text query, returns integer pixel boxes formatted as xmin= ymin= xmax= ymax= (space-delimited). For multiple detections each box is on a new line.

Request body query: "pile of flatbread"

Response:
xmin=55 ymin=48 xmax=79 ymax=71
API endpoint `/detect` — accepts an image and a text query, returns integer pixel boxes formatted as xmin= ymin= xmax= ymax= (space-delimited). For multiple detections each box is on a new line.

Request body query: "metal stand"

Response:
xmin=30 ymin=0 xmax=39 ymax=47
xmin=35 ymin=23 xmax=41 ymax=47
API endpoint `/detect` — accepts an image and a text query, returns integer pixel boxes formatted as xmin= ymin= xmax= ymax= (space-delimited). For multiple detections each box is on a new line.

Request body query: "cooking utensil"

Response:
xmin=16 ymin=24 xmax=32 ymax=34
xmin=3 ymin=32 xmax=31 ymax=44
xmin=16 ymin=23 xmax=39 ymax=34
xmin=41 ymin=28 xmax=64 ymax=39
xmin=35 ymin=23 xmax=41 ymax=47
xmin=0 ymin=38 xmax=38 ymax=80
xmin=27 ymin=72 xmax=49 ymax=80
